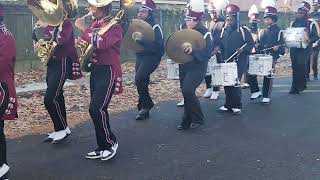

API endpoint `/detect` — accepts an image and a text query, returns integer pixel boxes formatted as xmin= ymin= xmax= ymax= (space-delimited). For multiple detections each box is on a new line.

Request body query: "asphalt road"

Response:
xmin=7 ymin=78 xmax=320 ymax=180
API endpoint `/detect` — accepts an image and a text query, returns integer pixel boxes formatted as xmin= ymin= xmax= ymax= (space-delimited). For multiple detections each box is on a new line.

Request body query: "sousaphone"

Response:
xmin=166 ymin=29 xmax=206 ymax=64
xmin=27 ymin=0 xmax=78 ymax=65
xmin=123 ymin=19 xmax=155 ymax=53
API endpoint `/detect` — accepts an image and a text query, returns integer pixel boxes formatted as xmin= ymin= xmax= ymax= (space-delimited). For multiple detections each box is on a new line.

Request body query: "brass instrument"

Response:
xmin=27 ymin=0 xmax=78 ymax=65
xmin=77 ymin=0 xmax=135 ymax=72
xmin=166 ymin=29 xmax=206 ymax=64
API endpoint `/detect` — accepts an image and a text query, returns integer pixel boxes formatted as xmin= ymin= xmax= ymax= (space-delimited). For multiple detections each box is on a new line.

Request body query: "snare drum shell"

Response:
xmin=248 ymin=54 xmax=273 ymax=76
xmin=167 ymin=59 xmax=180 ymax=80
xmin=211 ymin=62 xmax=238 ymax=86
xmin=284 ymin=28 xmax=308 ymax=48
xmin=206 ymin=55 xmax=216 ymax=76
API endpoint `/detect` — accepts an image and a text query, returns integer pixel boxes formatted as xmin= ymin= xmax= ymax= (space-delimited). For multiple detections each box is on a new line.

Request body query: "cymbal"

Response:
xmin=123 ymin=19 xmax=155 ymax=53
xmin=166 ymin=29 xmax=206 ymax=64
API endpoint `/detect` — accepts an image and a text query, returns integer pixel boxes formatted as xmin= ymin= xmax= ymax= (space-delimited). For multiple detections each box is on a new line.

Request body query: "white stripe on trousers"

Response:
xmin=99 ymin=66 xmax=115 ymax=146
xmin=0 ymin=84 xmax=5 ymax=110
xmin=53 ymin=58 xmax=67 ymax=129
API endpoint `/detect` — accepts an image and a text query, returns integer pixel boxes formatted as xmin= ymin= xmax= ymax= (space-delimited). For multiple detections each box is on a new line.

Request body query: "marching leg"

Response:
xmin=0 ymin=83 xmax=9 ymax=179
xmin=87 ymin=65 xmax=117 ymax=161
xmin=44 ymin=58 xmax=71 ymax=143
xmin=203 ymin=75 xmax=213 ymax=98
xmin=248 ymin=75 xmax=261 ymax=99
xmin=262 ymin=75 xmax=273 ymax=104
xmin=312 ymin=49 xmax=319 ymax=80
xmin=135 ymin=59 xmax=160 ymax=120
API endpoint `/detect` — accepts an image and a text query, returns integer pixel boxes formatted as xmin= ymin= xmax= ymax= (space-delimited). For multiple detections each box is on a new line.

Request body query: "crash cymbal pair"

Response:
xmin=123 ymin=19 xmax=205 ymax=64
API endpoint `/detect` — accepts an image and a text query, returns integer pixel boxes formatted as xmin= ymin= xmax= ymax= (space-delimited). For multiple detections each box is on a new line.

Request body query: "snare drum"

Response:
xmin=211 ymin=62 xmax=239 ymax=86
xmin=248 ymin=54 xmax=273 ymax=76
xmin=283 ymin=27 xmax=309 ymax=48
xmin=206 ymin=55 xmax=216 ymax=76
xmin=166 ymin=59 xmax=179 ymax=80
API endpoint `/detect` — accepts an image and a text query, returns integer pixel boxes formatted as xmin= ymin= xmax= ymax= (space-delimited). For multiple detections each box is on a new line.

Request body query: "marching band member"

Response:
xmin=217 ymin=4 xmax=254 ymax=114
xmin=203 ymin=1 xmax=226 ymax=100
xmin=34 ymin=0 xmax=82 ymax=143
xmin=176 ymin=3 xmax=189 ymax=108
xmin=289 ymin=1 xmax=318 ymax=94
xmin=309 ymin=0 xmax=320 ymax=80
xmin=133 ymin=0 xmax=164 ymax=120
xmin=75 ymin=0 xmax=122 ymax=161
xmin=177 ymin=0 xmax=213 ymax=130
xmin=242 ymin=4 xmax=260 ymax=89
xmin=0 ymin=4 xmax=17 ymax=179
xmin=248 ymin=6 xmax=285 ymax=104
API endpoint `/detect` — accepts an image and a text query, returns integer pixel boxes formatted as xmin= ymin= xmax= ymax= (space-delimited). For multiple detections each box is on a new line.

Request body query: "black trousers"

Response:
xmin=290 ymin=50 xmax=308 ymax=92
xmin=0 ymin=82 xmax=9 ymax=166
xmin=308 ymin=49 xmax=319 ymax=78
xmin=44 ymin=58 xmax=72 ymax=132
xmin=205 ymin=75 xmax=220 ymax=91
xmin=248 ymin=61 xmax=275 ymax=98
xmin=179 ymin=63 xmax=206 ymax=126
xmin=223 ymin=59 xmax=248 ymax=109
xmin=248 ymin=75 xmax=273 ymax=98
xmin=135 ymin=58 xmax=160 ymax=110
xmin=89 ymin=65 xmax=117 ymax=151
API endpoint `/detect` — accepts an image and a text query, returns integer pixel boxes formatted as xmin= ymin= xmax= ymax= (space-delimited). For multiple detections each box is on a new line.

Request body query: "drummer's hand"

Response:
xmin=184 ymin=47 xmax=193 ymax=55
xmin=255 ymin=43 xmax=259 ymax=48
xmin=313 ymin=41 xmax=319 ymax=48
xmin=273 ymin=46 xmax=279 ymax=51
xmin=213 ymin=47 xmax=221 ymax=54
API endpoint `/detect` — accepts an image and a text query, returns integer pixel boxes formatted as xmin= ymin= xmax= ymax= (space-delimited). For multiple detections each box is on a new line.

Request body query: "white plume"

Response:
xmin=261 ymin=0 xmax=276 ymax=9
xmin=248 ymin=4 xmax=259 ymax=17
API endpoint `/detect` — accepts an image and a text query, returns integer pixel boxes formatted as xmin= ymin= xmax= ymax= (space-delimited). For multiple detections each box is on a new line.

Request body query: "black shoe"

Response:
xmin=289 ymin=90 xmax=300 ymax=94
xmin=190 ymin=123 xmax=203 ymax=129
xmin=315 ymin=76 xmax=318 ymax=80
xmin=135 ymin=109 xmax=150 ymax=120
xmin=177 ymin=123 xmax=191 ymax=130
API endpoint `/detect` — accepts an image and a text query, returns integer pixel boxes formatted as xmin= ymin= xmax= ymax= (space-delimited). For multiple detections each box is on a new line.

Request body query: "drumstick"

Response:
xmin=261 ymin=44 xmax=286 ymax=52
xmin=225 ymin=43 xmax=247 ymax=63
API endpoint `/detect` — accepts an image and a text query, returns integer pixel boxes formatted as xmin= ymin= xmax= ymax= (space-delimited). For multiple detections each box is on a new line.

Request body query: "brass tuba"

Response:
xmin=27 ymin=0 xmax=78 ymax=65
xmin=77 ymin=0 xmax=135 ymax=72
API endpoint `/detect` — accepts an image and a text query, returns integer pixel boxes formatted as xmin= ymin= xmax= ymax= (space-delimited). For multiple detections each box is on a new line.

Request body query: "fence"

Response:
xmin=2 ymin=4 xmax=294 ymax=71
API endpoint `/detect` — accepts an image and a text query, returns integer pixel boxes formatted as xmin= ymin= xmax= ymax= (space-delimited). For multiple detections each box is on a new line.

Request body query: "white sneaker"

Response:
xmin=65 ymin=127 xmax=71 ymax=135
xmin=210 ymin=91 xmax=219 ymax=100
xmin=51 ymin=128 xmax=70 ymax=143
xmin=101 ymin=148 xmax=117 ymax=161
xmin=262 ymin=98 xmax=270 ymax=104
xmin=203 ymin=88 xmax=213 ymax=98
xmin=0 ymin=163 xmax=9 ymax=178
xmin=86 ymin=149 xmax=102 ymax=159
xmin=219 ymin=106 xmax=229 ymax=111
xmin=231 ymin=108 xmax=242 ymax=114
xmin=242 ymin=83 xmax=250 ymax=88
xmin=176 ymin=100 xmax=184 ymax=107
xmin=250 ymin=91 xmax=262 ymax=100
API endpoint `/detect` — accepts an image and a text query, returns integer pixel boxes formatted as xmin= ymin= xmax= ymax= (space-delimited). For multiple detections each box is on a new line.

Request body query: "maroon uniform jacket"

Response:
xmin=0 ymin=24 xmax=18 ymax=120
xmin=44 ymin=18 xmax=82 ymax=79
xmin=81 ymin=19 xmax=123 ymax=95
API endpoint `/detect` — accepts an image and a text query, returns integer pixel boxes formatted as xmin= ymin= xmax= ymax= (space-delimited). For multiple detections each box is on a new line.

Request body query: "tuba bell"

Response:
xmin=27 ymin=0 xmax=78 ymax=65
xmin=77 ymin=0 xmax=135 ymax=72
